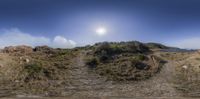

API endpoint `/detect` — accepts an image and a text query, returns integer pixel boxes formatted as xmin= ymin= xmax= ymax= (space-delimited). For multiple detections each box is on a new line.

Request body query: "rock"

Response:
xmin=15 ymin=80 xmax=20 ymax=83
xmin=3 ymin=45 xmax=33 ymax=54
xmin=182 ymin=65 xmax=188 ymax=69
xmin=33 ymin=46 xmax=55 ymax=54
xmin=25 ymin=58 xmax=30 ymax=63
xmin=135 ymin=62 xmax=149 ymax=70
xmin=19 ymin=57 xmax=23 ymax=60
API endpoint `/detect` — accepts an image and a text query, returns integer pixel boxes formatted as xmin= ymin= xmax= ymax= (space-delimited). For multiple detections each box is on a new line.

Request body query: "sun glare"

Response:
xmin=96 ymin=27 xmax=107 ymax=36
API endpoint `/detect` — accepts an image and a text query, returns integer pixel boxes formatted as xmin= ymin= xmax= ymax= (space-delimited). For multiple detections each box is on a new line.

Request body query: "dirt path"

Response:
xmin=60 ymin=51 xmax=182 ymax=98
xmin=1 ymin=51 xmax=198 ymax=98
xmin=64 ymin=51 xmax=109 ymax=97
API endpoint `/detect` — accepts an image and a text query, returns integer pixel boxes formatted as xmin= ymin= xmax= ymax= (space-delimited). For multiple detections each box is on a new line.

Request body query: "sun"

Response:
xmin=96 ymin=27 xmax=107 ymax=36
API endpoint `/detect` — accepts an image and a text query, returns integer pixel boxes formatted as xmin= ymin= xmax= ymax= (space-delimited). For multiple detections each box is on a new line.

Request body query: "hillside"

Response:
xmin=0 ymin=41 xmax=199 ymax=98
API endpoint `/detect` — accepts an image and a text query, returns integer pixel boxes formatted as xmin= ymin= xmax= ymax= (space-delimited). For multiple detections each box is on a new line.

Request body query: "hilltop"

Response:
xmin=0 ymin=41 xmax=199 ymax=98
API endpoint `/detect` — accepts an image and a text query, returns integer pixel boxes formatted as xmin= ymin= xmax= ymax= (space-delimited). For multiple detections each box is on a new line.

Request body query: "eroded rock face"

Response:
xmin=2 ymin=45 xmax=33 ymax=54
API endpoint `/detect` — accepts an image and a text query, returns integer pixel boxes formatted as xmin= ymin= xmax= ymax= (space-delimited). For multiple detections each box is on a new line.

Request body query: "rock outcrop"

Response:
xmin=2 ymin=45 xmax=33 ymax=54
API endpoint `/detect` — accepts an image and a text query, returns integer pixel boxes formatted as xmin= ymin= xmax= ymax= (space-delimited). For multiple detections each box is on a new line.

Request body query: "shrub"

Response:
xmin=86 ymin=42 xmax=165 ymax=81
xmin=23 ymin=63 xmax=44 ymax=81
xmin=124 ymin=41 xmax=149 ymax=53
xmin=95 ymin=42 xmax=112 ymax=55
xmin=135 ymin=54 xmax=147 ymax=61
xmin=94 ymin=41 xmax=150 ymax=57
xmin=99 ymin=55 xmax=109 ymax=63
xmin=146 ymin=43 xmax=169 ymax=49
xmin=85 ymin=57 xmax=99 ymax=69
xmin=24 ymin=63 xmax=43 ymax=74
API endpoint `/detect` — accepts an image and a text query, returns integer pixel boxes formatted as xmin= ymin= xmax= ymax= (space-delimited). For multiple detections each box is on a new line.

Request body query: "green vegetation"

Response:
xmin=86 ymin=41 xmax=165 ymax=81
xmin=0 ymin=41 xmax=168 ymax=96
xmin=94 ymin=58 xmax=149 ymax=81
xmin=135 ymin=54 xmax=147 ymax=61
xmin=23 ymin=62 xmax=44 ymax=81
xmin=145 ymin=43 xmax=169 ymax=49
xmin=1 ymin=46 xmax=80 ymax=95
xmin=24 ymin=63 xmax=43 ymax=74
xmin=94 ymin=41 xmax=150 ymax=56
xmin=85 ymin=57 xmax=99 ymax=68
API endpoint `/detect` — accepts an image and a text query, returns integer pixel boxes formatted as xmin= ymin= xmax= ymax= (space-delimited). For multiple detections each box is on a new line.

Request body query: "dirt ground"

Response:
xmin=0 ymin=50 xmax=199 ymax=98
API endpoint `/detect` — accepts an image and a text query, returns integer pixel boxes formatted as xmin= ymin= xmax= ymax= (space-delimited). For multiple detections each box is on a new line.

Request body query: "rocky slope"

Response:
xmin=0 ymin=41 xmax=199 ymax=98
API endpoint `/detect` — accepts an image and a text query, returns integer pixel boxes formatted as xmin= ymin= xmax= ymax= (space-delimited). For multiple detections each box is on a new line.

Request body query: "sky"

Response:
xmin=0 ymin=0 xmax=200 ymax=49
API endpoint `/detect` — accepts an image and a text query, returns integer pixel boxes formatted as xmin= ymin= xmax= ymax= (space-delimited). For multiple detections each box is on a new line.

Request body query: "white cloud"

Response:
xmin=52 ymin=36 xmax=76 ymax=48
xmin=173 ymin=37 xmax=200 ymax=49
xmin=0 ymin=28 xmax=76 ymax=48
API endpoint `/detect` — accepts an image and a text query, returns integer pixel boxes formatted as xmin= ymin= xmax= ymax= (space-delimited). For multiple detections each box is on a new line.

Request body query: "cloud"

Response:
xmin=0 ymin=28 xmax=51 ymax=48
xmin=173 ymin=37 xmax=200 ymax=49
xmin=0 ymin=28 xmax=76 ymax=48
xmin=52 ymin=36 xmax=76 ymax=48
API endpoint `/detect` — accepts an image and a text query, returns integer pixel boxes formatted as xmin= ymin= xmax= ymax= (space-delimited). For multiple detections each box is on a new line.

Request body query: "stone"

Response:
xmin=3 ymin=45 xmax=33 ymax=54
xmin=25 ymin=58 xmax=30 ymax=63
xmin=33 ymin=46 xmax=55 ymax=54
xmin=182 ymin=65 xmax=188 ymax=69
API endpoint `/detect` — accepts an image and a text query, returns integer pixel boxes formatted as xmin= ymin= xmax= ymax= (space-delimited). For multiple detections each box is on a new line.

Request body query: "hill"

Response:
xmin=0 ymin=41 xmax=199 ymax=98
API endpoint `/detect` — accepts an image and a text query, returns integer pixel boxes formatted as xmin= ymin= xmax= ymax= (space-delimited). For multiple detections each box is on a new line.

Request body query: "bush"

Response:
xmin=24 ymin=63 xmax=43 ymax=74
xmin=86 ymin=42 xmax=164 ymax=81
xmin=94 ymin=60 xmax=151 ymax=81
xmin=85 ymin=57 xmax=99 ymax=69
xmin=95 ymin=42 xmax=112 ymax=55
xmin=94 ymin=41 xmax=150 ymax=57
xmin=123 ymin=41 xmax=149 ymax=53
xmin=146 ymin=43 xmax=169 ymax=49
xmin=23 ymin=63 xmax=44 ymax=81
xmin=135 ymin=54 xmax=147 ymax=61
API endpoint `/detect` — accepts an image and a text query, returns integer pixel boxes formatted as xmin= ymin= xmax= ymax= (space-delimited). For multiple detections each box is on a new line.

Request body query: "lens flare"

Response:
xmin=96 ymin=27 xmax=107 ymax=36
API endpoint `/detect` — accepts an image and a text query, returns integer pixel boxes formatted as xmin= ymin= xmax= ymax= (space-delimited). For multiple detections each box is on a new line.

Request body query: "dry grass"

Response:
xmin=0 ymin=48 xmax=80 ymax=95
xmin=0 ymin=44 xmax=199 ymax=97
xmin=159 ymin=52 xmax=200 ymax=97
xmin=85 ymin=45 xmax=165 ymax=81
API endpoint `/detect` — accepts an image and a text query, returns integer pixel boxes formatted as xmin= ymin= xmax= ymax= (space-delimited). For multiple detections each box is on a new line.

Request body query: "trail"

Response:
xmin=64 ymin=51 xmax=111 ymax=97
xmin=61 ymin=51 xmax=183 ymax=98
xmin=0 ymin=51 xmax=197 ymax=98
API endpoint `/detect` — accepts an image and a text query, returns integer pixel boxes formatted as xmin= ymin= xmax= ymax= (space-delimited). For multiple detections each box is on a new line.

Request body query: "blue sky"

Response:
xmin=0 ymin=0 xmax=200 ymax=48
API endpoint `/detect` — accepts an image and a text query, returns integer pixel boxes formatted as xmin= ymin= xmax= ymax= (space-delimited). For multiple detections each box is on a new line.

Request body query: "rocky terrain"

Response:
xmin=0 ymin=41 xmax=199 ymax=98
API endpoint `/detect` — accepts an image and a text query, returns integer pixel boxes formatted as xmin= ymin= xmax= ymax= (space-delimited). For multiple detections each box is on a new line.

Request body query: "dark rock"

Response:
xmin=33 ymin=46 xmax=55 ymax=54
xmin=135 ymin=62 xmax=149 ymax=70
